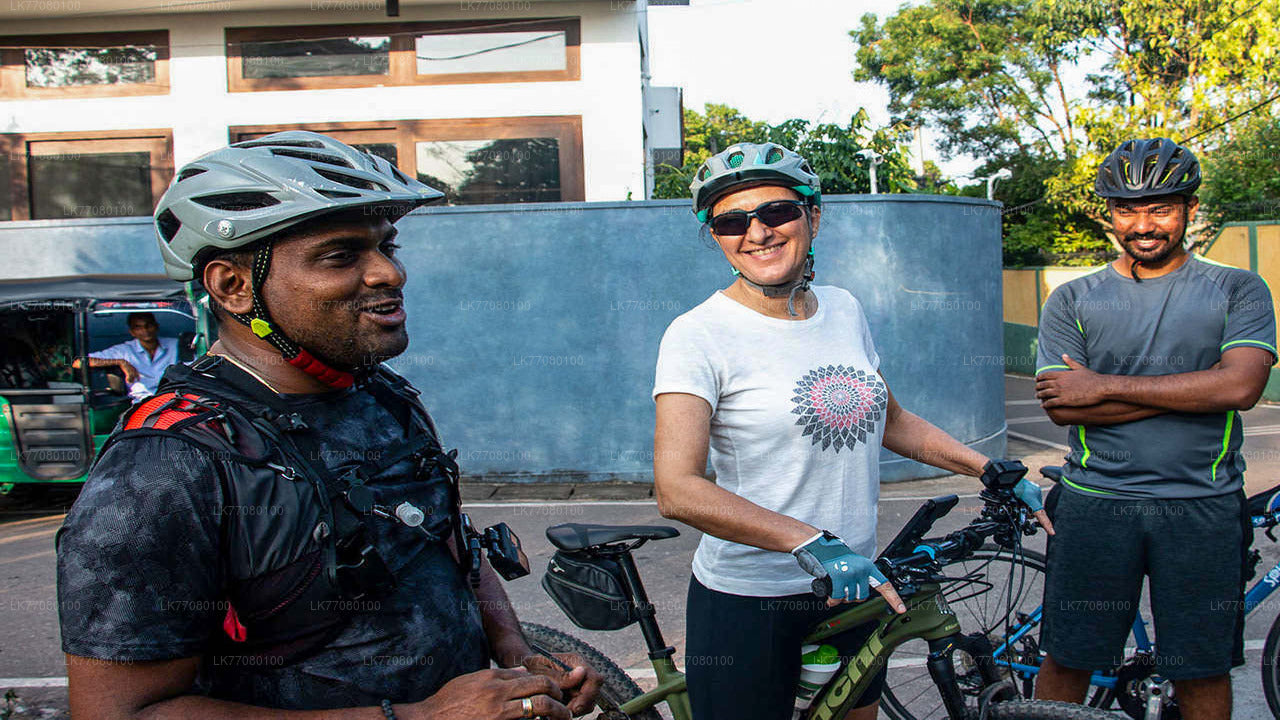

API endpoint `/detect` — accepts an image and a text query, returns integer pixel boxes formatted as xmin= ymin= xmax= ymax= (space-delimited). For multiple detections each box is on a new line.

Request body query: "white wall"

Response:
xmin=0 ymin=1 xmax=645 ymax=200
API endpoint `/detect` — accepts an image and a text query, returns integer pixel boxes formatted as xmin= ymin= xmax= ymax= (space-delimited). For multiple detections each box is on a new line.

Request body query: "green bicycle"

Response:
xmin=520 ymin=468 xmax=1114 ymax=720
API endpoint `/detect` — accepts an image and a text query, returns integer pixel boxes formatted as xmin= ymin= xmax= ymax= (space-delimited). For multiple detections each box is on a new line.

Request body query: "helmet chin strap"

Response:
xmin=734 ymin=249 xmax=815 ymax=317
xmin=229 ymin=244 xmax=356 ymax=390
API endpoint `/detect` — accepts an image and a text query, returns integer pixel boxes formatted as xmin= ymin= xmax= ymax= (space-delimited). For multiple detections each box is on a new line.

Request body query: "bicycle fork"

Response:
xmin=925 ymin=633 xmax=1015 ymax=720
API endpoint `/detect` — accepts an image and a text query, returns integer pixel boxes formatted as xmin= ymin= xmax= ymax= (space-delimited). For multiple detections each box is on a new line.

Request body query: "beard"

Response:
xmin=1118 ymin=228 xmax=1184 ymax=265
xmin=281 ymin=292 xmax=410 ymax=372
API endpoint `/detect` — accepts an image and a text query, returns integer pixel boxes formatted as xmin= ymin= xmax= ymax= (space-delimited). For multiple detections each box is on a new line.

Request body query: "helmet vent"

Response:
xmin=268 ymin=147 xmax=354 ymax=169
xmin=766 ymin=147 xmax=784 ymax=164
xmin=389 ymin=165 xmax=410 ymax=185
xmin=191 ymin=192 xmax=281 ymax=211
xmin=236 ymin=139 xmax=324 ymax=150
xmin=178 ymin=167 xmax=207 ymax=182
xmin=317 ymin=189 xmax=362 ymax=199
xmin=315 ymin=168 xmax=388 ymax=192
xmin=727 ymin=151 xmax=745 ymax=169
xmin=156 ymin=209 xmax=181 ymax=243
xmin=697 ymin=165 xmax=711 ymax=181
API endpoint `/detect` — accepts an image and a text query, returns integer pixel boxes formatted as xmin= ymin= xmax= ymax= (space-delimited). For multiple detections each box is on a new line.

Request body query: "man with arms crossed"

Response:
xmin=1034 ymin=138 xmax=1272 ymax=720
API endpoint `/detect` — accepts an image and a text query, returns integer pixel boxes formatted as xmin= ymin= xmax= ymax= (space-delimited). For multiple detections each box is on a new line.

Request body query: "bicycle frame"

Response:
xmin=804 ymin=584 xmax=980 ymax=720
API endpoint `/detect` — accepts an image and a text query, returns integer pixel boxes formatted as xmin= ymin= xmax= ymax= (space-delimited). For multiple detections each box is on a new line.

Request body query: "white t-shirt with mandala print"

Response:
xmin=653 ymin=285 xmax=887 ymax=597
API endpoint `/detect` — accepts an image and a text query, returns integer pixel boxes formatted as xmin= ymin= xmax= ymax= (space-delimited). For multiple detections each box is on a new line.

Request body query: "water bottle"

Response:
xmin=792 ymin=644 xmax=842 ymax=719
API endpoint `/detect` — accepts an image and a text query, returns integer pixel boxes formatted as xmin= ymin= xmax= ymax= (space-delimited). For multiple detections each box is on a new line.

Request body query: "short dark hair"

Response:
xmin=127 ymin=312 xmax=157 ymax=327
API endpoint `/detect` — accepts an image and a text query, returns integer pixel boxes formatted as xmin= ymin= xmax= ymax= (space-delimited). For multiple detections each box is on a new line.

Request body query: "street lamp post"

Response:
xmin=856 ymin=149 xmax=884 ymax=194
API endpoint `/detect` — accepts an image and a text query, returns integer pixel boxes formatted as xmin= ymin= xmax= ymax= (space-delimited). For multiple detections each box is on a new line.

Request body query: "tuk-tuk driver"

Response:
xmin=73 ymin=312 xmax=179 ymax=400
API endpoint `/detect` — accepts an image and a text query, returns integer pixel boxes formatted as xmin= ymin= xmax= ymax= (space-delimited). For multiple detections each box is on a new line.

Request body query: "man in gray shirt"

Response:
xmin=1034 ymin=138 xmax=1273 ymax=719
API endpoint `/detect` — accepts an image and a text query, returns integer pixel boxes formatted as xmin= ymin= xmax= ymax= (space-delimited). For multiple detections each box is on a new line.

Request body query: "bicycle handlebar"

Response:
xmin=811 ymin=489 xmax=1036 ymax=600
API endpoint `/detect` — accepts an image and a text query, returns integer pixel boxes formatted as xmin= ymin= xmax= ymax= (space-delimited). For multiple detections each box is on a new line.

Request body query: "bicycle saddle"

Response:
xmin=545 ymin=523 xmax=680 ymax=551
xmin=1039 ymin=466 xmax=1064 ymax=483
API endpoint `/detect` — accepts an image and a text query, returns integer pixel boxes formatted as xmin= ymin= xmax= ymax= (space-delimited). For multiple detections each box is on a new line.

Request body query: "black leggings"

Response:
xmin=684 ymin=576 xmax=886 ymax=720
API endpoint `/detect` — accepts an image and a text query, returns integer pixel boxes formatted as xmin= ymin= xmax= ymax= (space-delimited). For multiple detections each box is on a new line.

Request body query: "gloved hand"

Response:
xmin=1012 ymin=477 xmax=1044 ymax=513
xmin=792 ymin=531 xmax=887 ymax=602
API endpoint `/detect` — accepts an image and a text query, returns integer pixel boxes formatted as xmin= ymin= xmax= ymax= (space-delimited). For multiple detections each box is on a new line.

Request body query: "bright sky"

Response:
xmin=647 ymin=0 xmax=1085 ymax=180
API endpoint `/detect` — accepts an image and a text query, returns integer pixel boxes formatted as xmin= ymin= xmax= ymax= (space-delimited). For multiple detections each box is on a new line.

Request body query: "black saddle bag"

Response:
xmin=541 ymin=551 xmax=638 ymax=631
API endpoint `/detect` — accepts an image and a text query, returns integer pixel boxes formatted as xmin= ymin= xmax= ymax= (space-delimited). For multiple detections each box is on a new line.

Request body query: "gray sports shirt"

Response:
xmin=1035 ymin=255 xmax=1277 ymax=499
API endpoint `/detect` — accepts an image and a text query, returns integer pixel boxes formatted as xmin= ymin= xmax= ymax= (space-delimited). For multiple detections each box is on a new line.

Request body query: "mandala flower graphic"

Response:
xmin=790 ymin=365 xmax=887 ymax=452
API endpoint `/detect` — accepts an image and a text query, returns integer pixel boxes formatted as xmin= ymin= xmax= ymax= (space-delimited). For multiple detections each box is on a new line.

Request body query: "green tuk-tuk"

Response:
xmin=0 ymin=275 xmax=210 ymax=494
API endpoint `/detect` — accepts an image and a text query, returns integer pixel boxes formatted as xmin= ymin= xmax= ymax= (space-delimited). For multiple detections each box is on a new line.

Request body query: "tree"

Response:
xmin=654 ymin=104 xmax=920 ymax=200
xmin=1198 ymin=117 xmax=1280 ymax=232
xmin=853 ymin=0 xmax=1280 ymax=264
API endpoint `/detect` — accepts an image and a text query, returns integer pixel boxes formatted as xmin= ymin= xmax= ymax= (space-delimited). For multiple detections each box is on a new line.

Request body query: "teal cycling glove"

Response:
xmin=1012 ymin=478 xmax=1044 ymax=513
xmin=792 ymin=531 xmax=887 ymax=601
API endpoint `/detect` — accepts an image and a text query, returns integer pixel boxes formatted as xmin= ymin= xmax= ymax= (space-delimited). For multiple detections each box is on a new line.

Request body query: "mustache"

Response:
xmin=1122 ymin=231 xmax=1171 ymax=243
xmin=313 ymin=291 xmax=405 ymax=313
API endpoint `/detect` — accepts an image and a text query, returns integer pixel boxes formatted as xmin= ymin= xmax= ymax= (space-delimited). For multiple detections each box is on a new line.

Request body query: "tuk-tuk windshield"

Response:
xmin=0 ymin=309 xmax=75 ymax=388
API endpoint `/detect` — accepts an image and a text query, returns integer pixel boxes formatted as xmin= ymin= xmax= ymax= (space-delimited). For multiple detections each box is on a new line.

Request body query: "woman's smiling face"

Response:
xmin=709 ymin=184 xmax=819 ymax=288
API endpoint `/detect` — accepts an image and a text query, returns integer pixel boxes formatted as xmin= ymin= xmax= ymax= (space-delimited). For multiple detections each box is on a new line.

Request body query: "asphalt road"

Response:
xmin=1 ymin=377 xmax=1278 ymax=718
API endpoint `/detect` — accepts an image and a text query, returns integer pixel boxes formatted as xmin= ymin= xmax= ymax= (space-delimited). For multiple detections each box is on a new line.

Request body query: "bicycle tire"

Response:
xmin=520 ymin=621 xmax=663 ymax=720
xmin=1263 ymin=612 xmax=1280 ymax=719
xmin=985 ymin=699 xmax=1119 ymax=720
xmin=880 ymin=546 xmax=1111 ymax=720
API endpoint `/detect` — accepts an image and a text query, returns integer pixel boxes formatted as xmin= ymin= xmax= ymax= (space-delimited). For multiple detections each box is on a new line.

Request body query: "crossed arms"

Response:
xmin=1035 ymin=347 xmax=1273 ymax=426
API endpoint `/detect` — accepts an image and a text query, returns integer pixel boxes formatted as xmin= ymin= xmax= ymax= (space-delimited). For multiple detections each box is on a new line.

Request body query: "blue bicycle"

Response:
xmin=881 ymin=466 xmax=1280 ymax=720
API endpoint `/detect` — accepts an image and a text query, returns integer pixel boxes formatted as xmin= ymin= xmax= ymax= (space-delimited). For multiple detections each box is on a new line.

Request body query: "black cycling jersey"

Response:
xmin=56 ymin=376 xmax=489 ymax=710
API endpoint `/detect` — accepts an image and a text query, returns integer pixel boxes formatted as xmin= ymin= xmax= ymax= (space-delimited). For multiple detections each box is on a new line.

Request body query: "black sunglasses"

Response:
xmin=708 ymin=200 xmax=808 ymax=236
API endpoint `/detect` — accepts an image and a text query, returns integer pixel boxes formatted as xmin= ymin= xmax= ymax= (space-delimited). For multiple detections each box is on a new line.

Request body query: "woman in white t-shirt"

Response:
xmin=652 ymin=142 xmax=1052 ymax=720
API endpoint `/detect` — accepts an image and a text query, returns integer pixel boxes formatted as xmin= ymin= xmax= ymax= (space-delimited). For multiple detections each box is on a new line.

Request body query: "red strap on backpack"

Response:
xmin=123 ymin=392 xmax=208 ymax=431
xmin=222 ymin=603 xmax=248 ymax=642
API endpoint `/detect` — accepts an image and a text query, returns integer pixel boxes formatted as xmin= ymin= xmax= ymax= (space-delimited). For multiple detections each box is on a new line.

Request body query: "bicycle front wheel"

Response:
xmin=520 ymin=621 xmax=663 ymax=720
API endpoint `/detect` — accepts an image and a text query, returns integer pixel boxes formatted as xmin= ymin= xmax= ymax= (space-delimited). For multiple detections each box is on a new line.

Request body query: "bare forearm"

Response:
xmin=1046 ymin=401 xmax=1166 ymax=426
xmin=656 ymin=475 xmax=819 ymax=552
xmin=1098 ymin=370 xmax=1257 ymax=412
xmin=125 ymin=694 xmax=386 ymax=720
xmin=473 ymin=563 xmax=532 ymax=668
xmin=882 ymin=409 xmax=987 ymax=477
xmin=73 ymin=357 xmax=124 ymax=370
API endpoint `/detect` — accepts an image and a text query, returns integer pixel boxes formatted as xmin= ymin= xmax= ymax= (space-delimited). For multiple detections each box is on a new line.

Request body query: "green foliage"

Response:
xmin=1199 ymin=117 xmax=1280 ymax=231
xmin=653 ymin=104 xmax=921 ymax=200
xmin=853 ymin=0 xmax=1280 ymax=264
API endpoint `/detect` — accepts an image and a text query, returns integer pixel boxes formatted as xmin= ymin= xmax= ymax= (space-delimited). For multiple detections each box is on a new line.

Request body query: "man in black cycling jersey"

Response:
xmin=1034 ymin=138 xmax=1273 ymax=719
xmin=55 ymin=132 xmax=601 ymax=720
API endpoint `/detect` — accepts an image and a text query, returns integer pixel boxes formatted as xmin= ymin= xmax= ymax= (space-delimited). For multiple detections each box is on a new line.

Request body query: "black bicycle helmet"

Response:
xmin=1094 ymin=138 xmax=1201 ymax=199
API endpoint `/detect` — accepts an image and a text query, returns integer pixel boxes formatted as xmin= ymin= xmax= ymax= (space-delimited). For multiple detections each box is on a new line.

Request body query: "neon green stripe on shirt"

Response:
xmin=1062 ymin=475 xmax=1116 ymax=496
xmin=1035 ymin=364 xmax=1070 ymax=374
xmin=1221 ymin=338 xmax=1278 ymax=355
xmin=1077 ymin=425 xmax=1091 ymax=468
xmin=1210 ymin=411 xmax=1236 ymax=483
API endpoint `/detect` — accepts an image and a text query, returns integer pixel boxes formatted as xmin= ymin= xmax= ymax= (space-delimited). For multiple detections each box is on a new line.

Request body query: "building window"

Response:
xmin=0 ymin=31 xmax=169 ymax=99
xmin=230 ymin=117 xmax=583 ymax=204
xmin=0 ymin=131 xmax=173 ymax=221
xmin=226 ymin=19 xmax=579 ymax=92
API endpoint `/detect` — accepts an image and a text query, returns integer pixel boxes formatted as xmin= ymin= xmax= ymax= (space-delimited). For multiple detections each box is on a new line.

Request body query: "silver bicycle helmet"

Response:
xmin=155 ymin=130 xmax=443 ymax=282
xmin=1094 ymin=138 xmax=1201 ymax=199
xmin=690 ymin=142 xmax=821 ymax=222
xmin=154 ymin=131 xmax=443 ymax=388
xmin=689 ymin=142 xmax=822 ymax=316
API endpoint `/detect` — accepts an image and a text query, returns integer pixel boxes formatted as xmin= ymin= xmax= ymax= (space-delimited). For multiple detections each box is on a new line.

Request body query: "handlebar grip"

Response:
xmin=811 ymin=576 xmax=832 ymax=599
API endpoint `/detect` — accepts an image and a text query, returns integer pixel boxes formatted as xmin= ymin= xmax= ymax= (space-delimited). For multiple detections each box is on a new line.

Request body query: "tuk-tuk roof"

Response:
xmin=0 ymin=275 xmax=185 ymax=308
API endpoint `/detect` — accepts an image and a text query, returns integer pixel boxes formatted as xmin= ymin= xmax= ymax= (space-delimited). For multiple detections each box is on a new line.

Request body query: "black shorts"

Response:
xmin=684 ymin=576 xmax=886 ymax=720
xmin=1041 ymin=485 xmax=1252 ymax=680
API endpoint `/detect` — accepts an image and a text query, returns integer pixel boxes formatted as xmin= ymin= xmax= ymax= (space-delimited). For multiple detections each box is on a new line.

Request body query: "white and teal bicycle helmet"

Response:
xmin=153 ymin=131 xmax=444 ymax=388
xmin=689 ymin=142 xmax=822 ymax=316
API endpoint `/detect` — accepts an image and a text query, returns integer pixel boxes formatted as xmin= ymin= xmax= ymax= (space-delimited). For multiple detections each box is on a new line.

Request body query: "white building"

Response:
xmin=0 ymin=0 xmax=684 ymax=223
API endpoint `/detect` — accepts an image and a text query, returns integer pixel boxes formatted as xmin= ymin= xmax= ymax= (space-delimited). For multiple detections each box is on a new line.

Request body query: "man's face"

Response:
xmin=260 ymin=215 xmax=409 ymax=370
xmin=128 ymin=317 xmax=158 ymax=343
xmin=1110 ymin=194 xmax=1198 ymax=264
